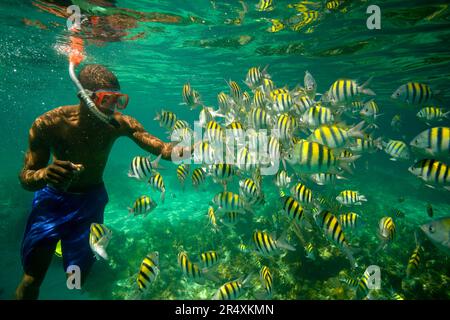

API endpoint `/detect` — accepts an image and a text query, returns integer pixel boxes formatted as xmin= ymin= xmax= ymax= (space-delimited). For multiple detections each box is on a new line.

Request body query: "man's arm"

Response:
xmin=19 ymin=121 xmax=51 ymax=191
xmin=118 ymin=115 xmax=190 ymax=161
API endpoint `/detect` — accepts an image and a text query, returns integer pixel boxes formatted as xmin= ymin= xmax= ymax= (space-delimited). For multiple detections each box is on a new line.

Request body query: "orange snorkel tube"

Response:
xmin=68 ymin=33 xmax=120 ymax=128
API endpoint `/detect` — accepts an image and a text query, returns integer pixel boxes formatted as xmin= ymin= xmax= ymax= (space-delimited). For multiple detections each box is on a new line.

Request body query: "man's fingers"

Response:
xmin=53 ymin=160 xmax=77 ymax=171
xmin=50 ymin=166 xmax=74 ymax=179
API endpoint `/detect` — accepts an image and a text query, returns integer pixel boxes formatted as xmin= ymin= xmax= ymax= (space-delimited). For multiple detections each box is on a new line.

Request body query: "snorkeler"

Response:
xmin=14 ymin=64 xmax=191 ymax=300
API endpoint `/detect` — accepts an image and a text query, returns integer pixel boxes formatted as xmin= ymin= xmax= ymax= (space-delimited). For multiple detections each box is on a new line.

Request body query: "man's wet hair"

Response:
xmin=78 ymin=64 xmax=120 ymax=92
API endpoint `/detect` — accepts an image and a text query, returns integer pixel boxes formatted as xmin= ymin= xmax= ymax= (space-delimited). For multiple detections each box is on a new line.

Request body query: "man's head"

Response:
xmin=78 ymin=64 xmax=128 ymax=115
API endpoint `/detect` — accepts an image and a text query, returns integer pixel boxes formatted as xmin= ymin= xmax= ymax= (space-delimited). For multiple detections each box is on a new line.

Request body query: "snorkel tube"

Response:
xmin=68 ymin=36 xmax=120 ymax=128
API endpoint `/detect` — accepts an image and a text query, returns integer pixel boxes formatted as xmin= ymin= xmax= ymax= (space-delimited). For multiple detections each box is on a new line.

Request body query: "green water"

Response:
xmin=0 ymin=0 xmax=449 ymax=300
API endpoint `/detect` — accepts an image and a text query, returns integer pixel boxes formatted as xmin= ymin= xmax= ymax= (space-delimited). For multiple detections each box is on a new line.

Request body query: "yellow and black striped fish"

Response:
xmin=236 ymin=147 xmax=258 ymax=172
xmin=177 ymin=164 xmax=190 ymax=188
xmin=227 ymin=80 xmax=242 ymax=102
xmin=239 ymin=178 xmax=260 ymax=203
xmin=328 ymin=79 xmax=375 ymax=104
xmin=406 ymin=246 xmax=421 ymax=278
xmin=267 ymin=19 xmax=285 ymax=33
xmin=148 ymin=173 xmax=166 ymax=203
xmin=213 ymin=280 xmax=246 ymax=300
xmin=350 ymin=137 xmax=382 ymax=154
xmin=289 ymin=11 xmax=319 ymax=31
xmin=410 ymin=127 xmax=450 ymax=157
xmin=128 ymin=195 xmax=157 ymax=217
xmin=252 ymin=88 xmax=266 ymax=109
xmin=416 ymin=107 xmax=449 ymax=122
xmin=218 ymin=92 xmax=233 ymax=112
xmin=383 ymin=139 xmax=410 ymax=160
xmin=213 ymin=191 xmax=247 ymax=213
xmin=284 ymin=140 xmax=342 ymax=174
xmin=272 ymin=93 xmax=293 ymax=113
xmin=137 ymin=252 xmax=159 ymax=292
xmin=222 ymin=211 xmax=239 ymax=227
xmin=252 ymin=230 xmax=295 ymax=255
xmin=301 ymin=105 xmax=334 ymax=128
xmin=192 ymin=167 xmax=207 ymax=188
xmin=290 ymin=182 xmax=312 ymax=205
xmin=274 ymin=113 xmax=297 ymax=142
xmin=309 ymin=123 xmax=364 ymax=149
xmin=128 ymin=155 xmax=161 ymax=181
xmin=392 ymin=82 xmax=433 ymax=105
xmin=339 ymin=213 xmax=360 ymax=229
xmin=260 ymin=266 xmax=273 ymax=296
xmin=336 ymin=190 xmax=367 ymax=206
xmin=379 ymin=217 xmax=396 ymax=243
xmin=178 ymin=251 xmax=203 ymax=280
xmin=310 ymin=173 xmax=344 ymax=186
xmin=208 ymin=163 xmax=238 ymax=182
xmin=261 ymin=78 xmax=275 ymax=92
xmin=293 ymin=95 xmax=314 ymax=115
xmin=205 ymin=120 xmax=224 ymax=144
xmin=154 ymin=110 xmax=177 ymax=129
xmin=245 ymin=66 xmax=269 ymax=88
xmin=182 ymin=83 xmax=201 ymax=108
xmin=89 ymin=223 xmax=112 ymax=260
xmin=208 ymin=207 xmax=218 ymax=231
xmin=199 ymin=251 xmax=220 ymax=269
xmin=281 ymin=196 xmax=304 ymax=221
xmin=315 ymin=210 xmax=349 ymax=248
xmin=248 ymin=107 xmax=271 ymax=129
xmin=256 ymin=0 xmax=273 ymax=12
xmin=408 ymin=159 xmax=450 ymax=187
xmin=173 ymin=119 xmax=190 ymax=131
xmin=305 ymin=242 xmax=315 ymax=260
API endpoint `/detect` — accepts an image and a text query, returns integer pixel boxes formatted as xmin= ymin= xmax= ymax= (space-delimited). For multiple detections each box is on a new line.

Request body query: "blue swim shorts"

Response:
xmin=21 ymin=183 xmax=109 ymax=276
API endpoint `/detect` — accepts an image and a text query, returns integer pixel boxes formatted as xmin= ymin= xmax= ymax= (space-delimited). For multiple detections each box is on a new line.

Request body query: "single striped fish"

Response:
xmin=326 ymin=78 xmax=375 ymax=104
xmin=408 ymin=159 xmax=450 ymax=190
xmin=336 ymin=190 xmax=367 ymax=206
xmin=148 ymin=173 xmax=166 ymax=203
xmin=128 ymin=155 xmax=162 ymax=181
xmin=290 ymin=182 xmax=313 ymax=205
xmin=339 ymin=213 xmax=360 ymax=229
xmin=154 ymin=110 xmax=177 ymax=129
xmin=383 ymin=139 xmax=410 ymax=161
xmin=137 ymin=252 xmax=159 ymax=293
xmin=260 ymin=266 xmax=273 ymax=296
xmin=128 ymin=195 xmax=158 ymax=217
xmin=314 ymin=210 xmax=356 ymax=267
xmin=416 ymin=107 xmax=449 ymax=123
xmin=410 ymin=127 xmax=449 ymax=157
xmin=176 ymin=164 xmax=190 ymax=189
xmin=280 ymin=196 xmax=304 ymax=221
xmin=198 ymin=251 xmax=220 ymax=269
xmin=252 ymin=230 xmax=295 ymax=256
xmin=89 ymin=223 xmax=112 ymax=260
xmin=391 ymin=82 xmax=434 ymax=105
xmin=192 ymin=167 xmax=207 ymax=188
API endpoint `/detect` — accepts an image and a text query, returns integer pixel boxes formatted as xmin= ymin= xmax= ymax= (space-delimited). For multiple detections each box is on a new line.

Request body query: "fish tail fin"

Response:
xmin=348 ymin=120 xmax=366 ymax=138
xmin=359 ymin=77 xmax=376 ymax=96
xmin=343 ymin=246 xmax=358 ymax=269
xmin=161 ymin=191 xmax=165 ymax=204
xmin=150 ymin=154 xmax=162 ymax=170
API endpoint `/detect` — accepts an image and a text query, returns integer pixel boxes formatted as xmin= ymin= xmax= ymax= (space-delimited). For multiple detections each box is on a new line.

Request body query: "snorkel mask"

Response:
xmin=68 ymin=36 xmax=125 ymax=128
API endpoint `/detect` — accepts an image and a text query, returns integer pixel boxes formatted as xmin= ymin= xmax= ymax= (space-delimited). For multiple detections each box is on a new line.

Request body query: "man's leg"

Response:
xmin=15 ymin=244 xmax=55 ymax=300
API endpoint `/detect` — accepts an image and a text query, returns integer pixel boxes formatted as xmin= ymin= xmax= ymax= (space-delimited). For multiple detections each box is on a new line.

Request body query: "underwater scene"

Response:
xmin=0 ymin=0 xmax=449 ymax=300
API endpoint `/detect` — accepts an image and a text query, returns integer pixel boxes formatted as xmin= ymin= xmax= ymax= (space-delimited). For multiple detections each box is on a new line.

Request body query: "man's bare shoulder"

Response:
xmin=33 ymin=105 xmax=77 ymax=130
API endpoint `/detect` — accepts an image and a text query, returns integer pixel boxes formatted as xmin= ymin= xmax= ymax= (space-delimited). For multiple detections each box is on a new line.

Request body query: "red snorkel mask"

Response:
xmin=93 ymin=90 xmax=129 ymax=111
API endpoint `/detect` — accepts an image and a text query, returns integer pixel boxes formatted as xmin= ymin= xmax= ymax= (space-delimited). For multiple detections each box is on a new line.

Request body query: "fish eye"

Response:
xmin=429 ymin=226 xmax=435 ymax=233
xmin=396 ymin=92 xmax=400 ymax=96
